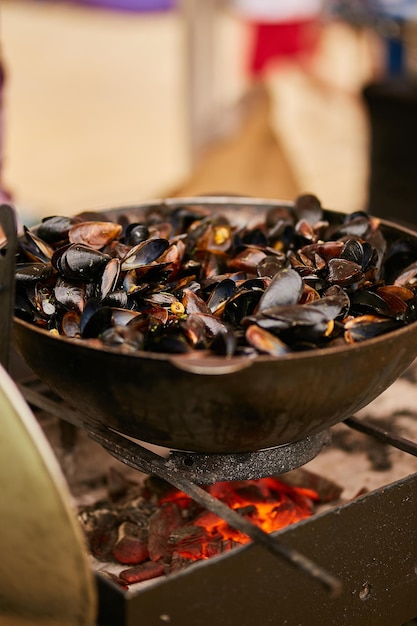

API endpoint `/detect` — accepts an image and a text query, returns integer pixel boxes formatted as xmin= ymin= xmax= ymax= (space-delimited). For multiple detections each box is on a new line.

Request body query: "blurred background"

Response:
xmin=0 ymin=0 xmax=416 ymax=225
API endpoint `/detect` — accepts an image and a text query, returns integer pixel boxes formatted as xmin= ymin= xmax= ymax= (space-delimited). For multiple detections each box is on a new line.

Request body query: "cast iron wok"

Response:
xmin=12 ymin=197 xmax=417 ymax=453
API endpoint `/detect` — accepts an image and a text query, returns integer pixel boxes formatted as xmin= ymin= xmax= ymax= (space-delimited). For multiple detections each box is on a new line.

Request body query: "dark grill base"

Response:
xmin=97 ymin=472 xmax=417 ymax=626
xmin=13 ymin=361 xmax=417 ymax=626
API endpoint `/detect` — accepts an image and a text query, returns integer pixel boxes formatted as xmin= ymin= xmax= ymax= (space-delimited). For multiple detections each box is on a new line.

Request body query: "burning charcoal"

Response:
xmin=234 ymin=483 xmax=269 ymax=503
xmin=143 ymin=476 xmax=176 ymax=501
xmin=148 ymin=503 xmax=183 ymax=562
xmin=169 ymin=551 xmax=196 ymax=573
xmin=280 ymin=469 xmax=343 ymax=503
xmin=171 ymin=532 xmax=237 ymax=566
xmin=168 ymin=525 xmax=208 ymax=559
xmin=204 ymin=536 xmax=232 ymax=559
xmin=272 ymin=499 xmax=309 ymax=525
xmin=119 ymin=561 xmax=165 ymax=584
xmin=99 ymin=570 xmax=130 ymax=591
xmin=234 ymin=505 xmax=258 ymax=517
xmin=77 ymin=474 xmax=321 ymax=578
xmin=88 ymin=525 xmax=118 ymax=561
xmin=121 ymin=502 xmax=157 ymax=528
xmin=78 ymin=509 xmax=119 ymax=561
xmin=193 ymin=510 xmax=223 ymax=532
xmin=112 ymin=521 xmax=149 ymax=565
xmin=221 ymin=539 xmax=237 ymax=554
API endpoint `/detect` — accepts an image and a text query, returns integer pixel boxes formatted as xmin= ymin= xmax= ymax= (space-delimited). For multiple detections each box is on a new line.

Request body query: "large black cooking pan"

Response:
xmin=11 ymin=197 xmax=417 ymax=453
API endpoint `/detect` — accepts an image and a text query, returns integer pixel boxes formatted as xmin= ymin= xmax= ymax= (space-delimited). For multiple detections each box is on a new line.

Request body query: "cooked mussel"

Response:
xmin=52 ymin=244 xmax=110 ymax=280
xmin=14 ymin=193 xmax=417 ymax=358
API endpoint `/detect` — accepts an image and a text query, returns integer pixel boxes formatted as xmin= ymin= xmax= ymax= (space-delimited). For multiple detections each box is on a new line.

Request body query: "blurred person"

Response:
xmin=372 ymin=0 xmax=417 ymax=76
xmin=0 ymin=50 xmax=11 ymax=204
xmin=328 ymin=0 xmax=416 ymax=77
xmin=231 ymin=0 xmax=325 ymax=77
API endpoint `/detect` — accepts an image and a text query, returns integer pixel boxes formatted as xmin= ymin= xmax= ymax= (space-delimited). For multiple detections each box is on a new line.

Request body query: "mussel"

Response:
xmin=14 ymin=194 xmax=417 ymax=358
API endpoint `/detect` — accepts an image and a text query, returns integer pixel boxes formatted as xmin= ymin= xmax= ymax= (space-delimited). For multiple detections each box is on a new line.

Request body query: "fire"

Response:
xmin=79 ymin=471 xmax=327 ymax=585
xmin=159 ymin=477 xmax=318 ymax=560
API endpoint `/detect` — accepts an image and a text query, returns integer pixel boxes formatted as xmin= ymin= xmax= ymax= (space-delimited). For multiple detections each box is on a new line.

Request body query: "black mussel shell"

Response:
xmin=121 ymin=238 xmax=170 ymax=270
xmin=207 ymin=278 xmax=236 ymax=315
xmin=327 ymin=258 xmax=364 ymax=286
xmin=15 ymin=262 xmax=53 ymax=284
xmin=80 ymin=299 xmax=112 ymax=338
xmin=101 ymin=325 xmax=144 ymax=352
xmin=53 ymin=244 xmax=110 ymax=280
xmin=61 ymin=310 xmax=82 ymax=337
xmin=350 ymin=290 xmax=390 ymax=317
xmin=125 ymin=223 xmax=150 ymax=246
xmin=101 ymin=258 xmax=121 ymax=300
xmin=54 ymin=276 xmax=87 ymax=312
xmin=145 ymin=321 xmax=192 ymax=353
xmin=223 ymin=288 xmax=263 ymax=327
xmin=257 ymin=254 xmax=286 ymax=278
xmin=245 ymin=324 xmax=290 ymax=356
xmin=37 ymin=215 xmax=79 ymax=244
xmin=344 ymin=314 xmax=402 ymax=343
xmin=294 ymin=193 xmax=323 ymax=225
xmin=256 ymin=304 xmax=329 ymax=331
xmin=257 ymin=268 xmax=303 ymax=312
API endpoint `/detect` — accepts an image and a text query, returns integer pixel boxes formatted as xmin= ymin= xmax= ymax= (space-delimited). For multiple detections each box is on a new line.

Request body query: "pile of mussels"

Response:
xmin=14 ymin=195 xmax=417 ymax=358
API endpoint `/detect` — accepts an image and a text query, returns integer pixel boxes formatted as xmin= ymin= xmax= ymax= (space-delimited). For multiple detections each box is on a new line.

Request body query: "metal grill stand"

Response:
xmin=15 ymin=374 xmax=417 ymax=626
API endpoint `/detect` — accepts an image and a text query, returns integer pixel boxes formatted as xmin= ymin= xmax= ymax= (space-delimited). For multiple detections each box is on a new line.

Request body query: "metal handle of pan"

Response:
xmin=168 ymin=354 xmax=255 ymax=375
xmin=0 ymin=204 xmax=17 ymax=371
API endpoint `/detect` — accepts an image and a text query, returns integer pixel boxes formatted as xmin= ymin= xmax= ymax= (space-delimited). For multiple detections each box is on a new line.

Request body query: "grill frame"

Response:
xmin=16 ymin=374 xmax=417 ymax=626
xmin=95 ymin=470 xmax=417 ymax=626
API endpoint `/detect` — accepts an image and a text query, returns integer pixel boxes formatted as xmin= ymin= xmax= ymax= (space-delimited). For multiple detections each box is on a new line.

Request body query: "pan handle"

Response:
xmin=0 ymin=204 xmax=17 ymax=371
xmin=168 ymin=354 xmax=254 ymax=375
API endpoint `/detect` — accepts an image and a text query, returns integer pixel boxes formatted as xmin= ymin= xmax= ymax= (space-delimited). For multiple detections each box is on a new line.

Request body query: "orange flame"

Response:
xmin=159 ymin=477 xmax=318 ymax=560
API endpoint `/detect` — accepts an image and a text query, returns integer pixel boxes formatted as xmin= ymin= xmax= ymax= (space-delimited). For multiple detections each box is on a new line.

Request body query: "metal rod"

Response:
xmin=90 ymin=425 xmax=342 ymax=597
xmin=345 ymin=416 xmax=417 ymax=457
xmin=17 ymin=380 xmax=93 ymax=430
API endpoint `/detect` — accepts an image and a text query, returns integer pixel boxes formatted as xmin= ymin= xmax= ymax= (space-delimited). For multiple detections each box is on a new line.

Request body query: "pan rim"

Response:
xmin=14 ymin=311 xmax=417 ymax=365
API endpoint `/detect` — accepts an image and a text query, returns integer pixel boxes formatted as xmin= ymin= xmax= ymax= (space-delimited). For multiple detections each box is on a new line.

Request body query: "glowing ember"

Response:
xmin=159 ymin=477 xmax=318 ymax=558
xmin=79 ymin=472 xmax=321 ymax=586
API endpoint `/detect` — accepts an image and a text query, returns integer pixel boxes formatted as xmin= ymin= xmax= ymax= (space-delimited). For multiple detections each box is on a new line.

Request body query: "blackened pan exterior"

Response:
xmin=13 ymin=313 xmax=417 ymax=453
xmin=12 ymin=198 xmax=417 ymax=453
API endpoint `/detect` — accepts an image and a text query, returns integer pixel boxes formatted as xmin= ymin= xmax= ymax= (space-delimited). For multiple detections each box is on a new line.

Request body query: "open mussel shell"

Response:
xmin=52 ymin=244 xmax=110 ymax=280
xmin=344 ymin=314 xmax=402 ymax=342
xmin=100 ymin=258 xmax=121 ymax=300
xmin=294 ymin=192 xmax=323 ymax=225
xmin=18 ymin=228 xmax=54 ymax=263
xmin=54 ymin=277 xmax=88 ymax=313
xmin=257 ymin=268 xmax=303 ymax=311
xmin=245 ymin=324 xmax=291 ymax=357
xmin=13 ymin=196 xmax=417 ymax=453
xmin=15 ymin=262 xmax=53 ymax=284
xmin=68 ymin=220 xmax=123 ymax=250
xmin=120 ymin=238 xmax=170 ymax=271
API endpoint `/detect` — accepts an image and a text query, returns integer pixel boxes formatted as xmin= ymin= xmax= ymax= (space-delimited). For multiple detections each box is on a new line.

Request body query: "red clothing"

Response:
xmin=248 ymin=19 xmax=321 ymax=76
